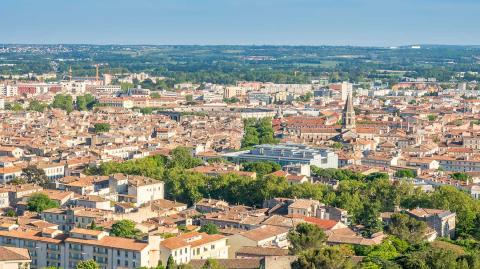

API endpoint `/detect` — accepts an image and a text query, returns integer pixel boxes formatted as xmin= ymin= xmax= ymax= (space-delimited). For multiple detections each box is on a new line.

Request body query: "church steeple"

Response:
xmin=342 ymin=92 xmax=355 ymax=130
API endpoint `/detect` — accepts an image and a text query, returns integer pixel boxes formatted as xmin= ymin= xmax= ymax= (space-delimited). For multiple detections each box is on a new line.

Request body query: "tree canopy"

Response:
xmin=27 ymin=193 xmax=59 ymax=213
xmin=75 ymin=259 xmax=100 ymax=269
xmin=110 ymin=220 xmax=140 ymax=238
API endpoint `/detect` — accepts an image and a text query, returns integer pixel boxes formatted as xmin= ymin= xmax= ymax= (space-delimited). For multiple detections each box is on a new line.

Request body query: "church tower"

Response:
xmin=342 ymin=92 xmax=356 ymax=130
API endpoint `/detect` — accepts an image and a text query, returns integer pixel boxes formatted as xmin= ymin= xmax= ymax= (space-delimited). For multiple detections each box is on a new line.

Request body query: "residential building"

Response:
xmin=159 ymin=232 xmax=228 ymax=265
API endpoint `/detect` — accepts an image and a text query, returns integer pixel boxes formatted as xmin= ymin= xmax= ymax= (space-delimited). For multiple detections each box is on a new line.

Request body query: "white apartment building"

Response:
xmin=159 ymin=232 xmax=228 ymax=265
xmin=36 ymin=163 xmax=65 ymax=180
xmin=0 ymin=84 xmax=18 ymax=97
xmin=0 ymin=227 xmax=160 ymax=269
xmin=127 ymin=176 xmax=165 ymax=206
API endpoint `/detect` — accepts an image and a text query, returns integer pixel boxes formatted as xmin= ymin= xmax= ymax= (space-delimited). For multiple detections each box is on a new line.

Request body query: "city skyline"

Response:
xmin=1 ymin=0 xmax=480 ymax=46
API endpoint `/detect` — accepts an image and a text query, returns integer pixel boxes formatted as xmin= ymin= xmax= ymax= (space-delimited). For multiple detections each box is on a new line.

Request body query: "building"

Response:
xmin=64 ymin=228 xmax=159 ymax=269
xmin=287 ymin=199 xmax=323 ymax=217
xmin=126 ymin=176 xmax=164 ymax=206
xmin=0 ymin=167 xmax=23 ymax=184
xmin=247 ymin=92 xmax=272 ymax=105
xmin=227 ymin=225 xmax=289 ymax=258
xmin=342 ymin=93 xmax=355 ymax=131
xmin=0 ymin=226 xmax=160 ymax=269
xmin=159 ymin=231 xmax=228 ymax=265
xmin=407 ymin=208 xmax=456 ymax=239
xmin=0 ymin=246 xmax=31 ymax=269
xmin=227 ymin=143 xmax=338 ymax=168
xmin=35 ymin=163 xmax=65 ymax=180
xmin=0 ymin=147 xmax=24 ymax=159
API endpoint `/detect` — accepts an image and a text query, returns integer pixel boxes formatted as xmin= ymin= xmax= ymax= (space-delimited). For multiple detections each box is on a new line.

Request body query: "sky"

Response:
xmin=1 ymin=0 xmax=479 ymax=46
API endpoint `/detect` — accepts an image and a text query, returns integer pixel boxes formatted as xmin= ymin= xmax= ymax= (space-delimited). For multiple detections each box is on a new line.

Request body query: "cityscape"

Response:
xmin=1 ymin=1 xmax=480 ymax=269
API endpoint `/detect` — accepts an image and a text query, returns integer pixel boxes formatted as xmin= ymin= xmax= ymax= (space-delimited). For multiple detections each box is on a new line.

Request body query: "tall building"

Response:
xmin=342 ymin=93 xmax=355 ymax=131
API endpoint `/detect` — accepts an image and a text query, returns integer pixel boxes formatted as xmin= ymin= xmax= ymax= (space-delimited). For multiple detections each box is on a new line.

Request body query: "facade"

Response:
xmin=407 ymin=208 xmax=456 ymax=239
xmin=0 ymin=228 xmax=159 ymax=269
xmin=159 ymin=232 xmax=228 ymax=265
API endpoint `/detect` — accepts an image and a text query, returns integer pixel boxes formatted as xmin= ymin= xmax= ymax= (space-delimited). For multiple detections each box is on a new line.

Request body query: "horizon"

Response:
xmin=1 ymin=0 xmax=480 ymax=46
xmin=2 ymin=43 xmax=480 ymax=48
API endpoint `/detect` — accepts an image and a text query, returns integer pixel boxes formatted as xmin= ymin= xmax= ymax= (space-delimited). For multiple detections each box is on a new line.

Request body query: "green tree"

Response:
xmin=22 ymin=166 xmax=49 ymax=186
xmin=76 ymin=259 xmax=100 ymax=269
xmin=5 ymin=208 xmax=16 ymax=217
xmin=5 ymin=102 xmax=23 ymax=111
xmin=94 ymin=123 xmax=111 ymax=133
xmin=110 ymin=220 xmax=140 ymax=238
xmin=242 ymin=161 xmax=281 ymax=178
xmin=387 ymin=213 xmax=427 ymax=244
xmin=28 ymin=100 xmax=47 ymax=112
xmin=52 ymin=94 xmax=74 ymax=113
xmin=199 ymin=223 xmax=219 ymax=235
xmin=166 ymin=255 xmax=175 ymax=269
xmin=27 ymin=193 xmax=59 ymax=213
xmin=451 ymin=172 xmax=471 ymax=182
xmin=167 ymin=147 xmax=203 ymax=169
xmin=357 ymin=201 xmax=383 ymax=237
xmin=292 ymin=247 xmax=353 ymax=269
xmin=395 ymin=169 xmax=416 ymax=179
xmin=201 ymin=259 xmax=226 ymax=269
xmin=288 ymin=223 xmax=327 ymax=254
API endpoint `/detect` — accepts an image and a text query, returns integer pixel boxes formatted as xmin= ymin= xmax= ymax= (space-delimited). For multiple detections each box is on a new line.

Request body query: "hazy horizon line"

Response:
xmin=2 ymin=43 xmax=480 ymax=48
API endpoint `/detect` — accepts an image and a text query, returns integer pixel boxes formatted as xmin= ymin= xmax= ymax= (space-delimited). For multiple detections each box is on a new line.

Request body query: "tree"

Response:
xmin=110 ymin=220 xmax=140 ymax=238
xmin=357 ymin=201 xmax=383 ymax=237
xmin=288 ymin=223 xmax=327 ymax=254
xmin=28 ymin=100 xmax=47 ymax=112
xmin=166 ymin=255 xmax=175 ymax=269
xmin=427 ymin=115 xmax=438 ymax=121
xmin=292 ymin=247 xmax=353 ymax=269
xmin=241 ymin=118 xmax=278 ymax=149
xmin=5 ymin=208 xmax=16 ymax=217
xmin=76 ymin=259 xmax=100 ymax=269
xmin=167 ymin=147 xmax=203 ymax=169
xmin=199 ymin=223 xmax=219 ymax=235
xmin=89 ymin=220 xmax=103 ymax=231
xmin=151 ymin=92 xmax=161 ymax=98
xmin=6 ymin=102 xmax=23 ymax=111
xmin=201 ymin=259 xmax=226 ymax=269
xmin=22 ymin=166 xmax=49 ymax=186
xmin=52 ymin=94 xmax=74 ymax=113
xmin=94 ymin=123 xmax=110 ymax=133
xmin=27 ymin=193 xmax=59 ymax=213
xmin=387 ymin=213 xmax=427 ymax=244
xmin=451 ymin=172 xmax=470 ymax=182
xmin=395 ymin=169 xmax=416 ymax=179
xmin=242 ymin=161 xmax=281 ymax=178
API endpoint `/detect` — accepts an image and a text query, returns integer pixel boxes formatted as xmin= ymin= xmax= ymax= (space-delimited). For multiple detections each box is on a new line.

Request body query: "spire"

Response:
xmin=342 ymin=92 xmax=355 ymax=130
xmin=68 ymin=66 xmax=73 ymax=81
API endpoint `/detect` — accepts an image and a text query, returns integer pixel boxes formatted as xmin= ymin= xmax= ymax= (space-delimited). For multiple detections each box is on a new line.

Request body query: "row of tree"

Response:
xmin=241 ymin=118 xmax=278 ymax=149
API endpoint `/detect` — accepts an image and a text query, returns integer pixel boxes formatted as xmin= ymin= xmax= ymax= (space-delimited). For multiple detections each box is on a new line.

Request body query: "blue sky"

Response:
xmin=0 ymin=0 xmax=479 ymax=46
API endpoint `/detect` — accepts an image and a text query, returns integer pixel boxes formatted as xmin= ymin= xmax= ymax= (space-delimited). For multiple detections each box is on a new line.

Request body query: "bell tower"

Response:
xmin=342 ymin=92 xmax=356 ymax=130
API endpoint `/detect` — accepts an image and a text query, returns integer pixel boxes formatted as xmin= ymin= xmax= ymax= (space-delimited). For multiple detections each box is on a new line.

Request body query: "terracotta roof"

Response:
xmin=236 ymin=246 xmax=289 ymax=256
xmin=0 ymin=247 xmax=30 ymax=261
xmin=238 ymin=225 xmax=288 ymax=242
xmin=161 ymin=231 xmax=226 ymax=250
xmin=188 ymin=258 xmax=261 ymax=269
xmin=65 ymin=235 xmax=148 ymax=251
